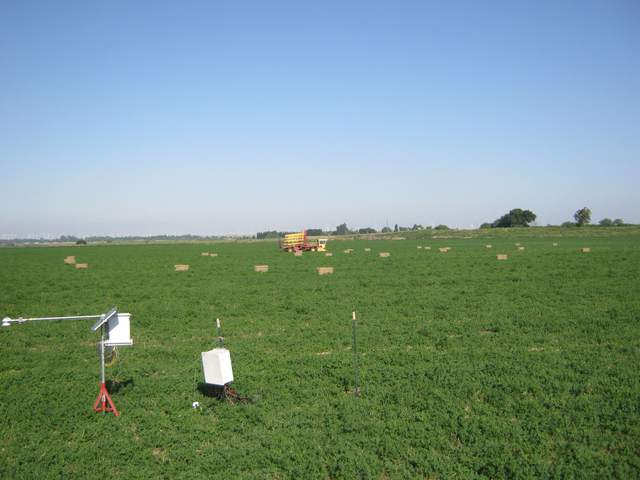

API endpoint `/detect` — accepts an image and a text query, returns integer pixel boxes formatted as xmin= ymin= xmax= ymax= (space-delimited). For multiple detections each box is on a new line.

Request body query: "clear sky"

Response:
xmin=1 ymin=0 xmax=638 ymax=237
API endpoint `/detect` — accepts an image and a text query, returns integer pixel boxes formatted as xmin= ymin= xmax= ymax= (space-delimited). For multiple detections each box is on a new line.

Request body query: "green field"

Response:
xmin=1 ymin=231 xmax=639 ymax=478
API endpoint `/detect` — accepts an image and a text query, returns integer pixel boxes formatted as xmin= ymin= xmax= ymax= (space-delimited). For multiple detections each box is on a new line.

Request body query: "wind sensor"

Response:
xmin=2 ymin=307 xmax=133 ymax=416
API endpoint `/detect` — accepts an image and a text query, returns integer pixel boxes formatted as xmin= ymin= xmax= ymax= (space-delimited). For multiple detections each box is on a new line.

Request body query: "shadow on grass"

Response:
xmin=106 ymin=378 xmax=134 ymax=393
xmin=197 ymin=382 xmax=225 ymax=399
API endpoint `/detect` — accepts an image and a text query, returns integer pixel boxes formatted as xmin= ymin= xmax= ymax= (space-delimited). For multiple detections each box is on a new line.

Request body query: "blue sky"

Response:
xmin=1 ymin=0 xmax=638 ymax=237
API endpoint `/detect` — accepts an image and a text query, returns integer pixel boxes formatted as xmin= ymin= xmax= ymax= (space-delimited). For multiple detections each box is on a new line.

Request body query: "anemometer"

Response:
xmin=2 ymin=307 xmax=133 ymax=416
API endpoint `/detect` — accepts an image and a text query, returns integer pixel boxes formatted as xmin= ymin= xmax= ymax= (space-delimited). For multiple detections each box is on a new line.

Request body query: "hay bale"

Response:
xmin=75 ymin=263 xmax=88 ymax=269
xmin=581 ymin=247 xmax=591 ymax=253
xmin=417 ymin=246 xmax=422 ymax=249
xmin=174 ymin=264 xmax=189 ymax=272
xmin=294 ymin=251 xmax=303 ymax=256
xmin=553 ymin=242 xmax=558 ymax=247
xmin=317 ymin=267 xmax=334 ymax=275
xmin=518 ymin=246 xmax=525 ymax=251
xmin=485 ymin=245 xmax=492 ymax=249
xmin=379 ymin=252 xmax=390 ymax=257
xmin=424 ymin=246 xmax=431 ymax=250
xmin=325 ymin=252 xmax=333 ymax=257
xmin=438 ymin=247 xmax=451 ymax=253
xmin=496 ymin=254 xmax=508 ymax=261
xmin=64 ymin=256 xmax=76 ymax=265
xmin=254 ymin=265 xmax=269 ymax=272
xmin=364 ymin=248 xmax=371 ymax=252
xmin=209 ymin=253 xmax=218 ymax=257
xmin=201 ymin=252 xmax=209 ymax=256
xmin=515 ymin=242 xmax=521 ymax=246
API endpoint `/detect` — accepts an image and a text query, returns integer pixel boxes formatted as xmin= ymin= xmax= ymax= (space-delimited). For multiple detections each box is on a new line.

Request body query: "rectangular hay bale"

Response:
xmin=581 ymin=247 xmax=591 ymax=253
xmin=174 ymin=264 xmax=190 ymax=271
xmin=64 ymin=256 xmax=76 ymax=265
xmin=518 ymin=246 xmax=525 ymax=251
xmin=379 ymin=252 xmax=390 ymax=257
xmin=254 ymin=265 xmax=269 ymax=272
xmin=496 ymin=254 xmax=508 ymax=260
xmin=325 ymin=252 xmax=333 ymax=257
xmin=317 ymin=267 xmax=334 ymax=275
xmin=75 ymin=263 xmax=88 ymax=269
xmin=485 ymin=245 xmax=492 ymax=249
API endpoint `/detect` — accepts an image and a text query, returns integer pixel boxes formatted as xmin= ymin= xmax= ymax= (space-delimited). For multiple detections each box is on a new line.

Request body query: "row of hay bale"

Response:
xmin=416 ymin=243 xmax=590 ymax=255
xmin=174 ymin=264 xmax=338 ymax=275
xmin=178 ymin=248 xmax=591 ymax=270
xmin=63 ymin=256 xmax=88 ymax=269
xmin=249 ymin=266 xmax=335 ymax=275
xmin=286 ymin=249 xmax=390 ymax=257
xmin=254 ymin=265 xmax=336 ymax=275
xmin=66 ymin=242 xmax=593 ymax=274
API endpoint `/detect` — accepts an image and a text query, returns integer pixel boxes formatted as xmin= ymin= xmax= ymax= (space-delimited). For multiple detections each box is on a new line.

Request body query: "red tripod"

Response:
xmin=93 ymin=382 xmax=119 ymax=416
xmin=93 ymin=329 xmax=119 ymax=416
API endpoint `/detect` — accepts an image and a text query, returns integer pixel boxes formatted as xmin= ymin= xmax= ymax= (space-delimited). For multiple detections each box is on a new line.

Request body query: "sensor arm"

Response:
xmin=2 ymin=314 xmax=102 ymax=327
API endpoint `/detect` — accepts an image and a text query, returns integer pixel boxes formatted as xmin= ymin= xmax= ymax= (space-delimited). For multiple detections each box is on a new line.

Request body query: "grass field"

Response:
xmin=1 ymin=231 xmax=639 ymax=478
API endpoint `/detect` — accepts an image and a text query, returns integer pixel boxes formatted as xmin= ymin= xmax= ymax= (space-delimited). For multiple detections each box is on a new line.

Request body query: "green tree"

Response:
xmin=613 ymin=218 xmax=624 ymax=226
xmin=336 ymin=223 xmax=349 ymax=235
xmin=381 ymin=227 xmax=392 ymax=233
xmin=574 ymin=207 xmax=592 ymax=227
xmin=306 ymin=229 xmax=323 ymax=236
xmin=358 ymin=227 xmax=377 ymax=234
xmin=491 ymin=208 xmax=537 ymax=228
xmin=434 ymin=224 xmax=449 ymax=230
xmin=561 ymin=221 xmax=575 ymax=227
xmin=394 ymin=224 xmax=399 ymax=233
xmin=256 ymin=230 xmax=281 ymax=239
xmin=598 ymin=218 xmax=613 ymax=227
xmin=480 ymin=222 xmax=491 ymax=229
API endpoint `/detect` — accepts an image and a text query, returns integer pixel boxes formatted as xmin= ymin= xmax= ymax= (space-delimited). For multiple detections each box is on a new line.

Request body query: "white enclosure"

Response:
xmin=104 ymin=313 xmax=133 ymax=346
xmin=201 ymin=348 xmax=234 ymax=386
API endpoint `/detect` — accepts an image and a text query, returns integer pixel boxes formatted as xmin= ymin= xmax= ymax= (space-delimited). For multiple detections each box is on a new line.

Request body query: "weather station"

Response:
xmin=2 ymin=306 xmax=133 ymax=416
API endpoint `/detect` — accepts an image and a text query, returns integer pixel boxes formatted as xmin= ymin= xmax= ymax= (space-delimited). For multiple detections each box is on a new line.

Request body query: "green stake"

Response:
xmin=352 ymin=311 xmax=360 ymax=396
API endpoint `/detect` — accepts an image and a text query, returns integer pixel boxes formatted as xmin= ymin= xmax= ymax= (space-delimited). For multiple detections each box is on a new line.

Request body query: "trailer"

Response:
xmin=280 ymin=231 xmax=328 ymax=252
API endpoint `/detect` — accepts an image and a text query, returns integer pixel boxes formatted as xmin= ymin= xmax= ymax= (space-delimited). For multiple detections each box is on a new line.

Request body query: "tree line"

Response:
xmin=479 ymin=207 xmax=626 ymax=228
xmin=256 ymin=207 xmax=629 ymax=239
xmin=258 ymin=223 xmax=450 ymax=238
